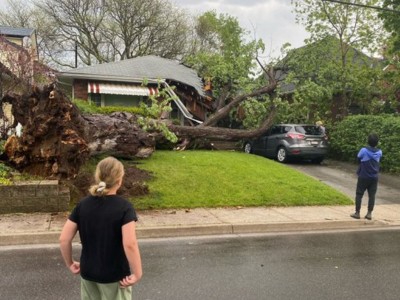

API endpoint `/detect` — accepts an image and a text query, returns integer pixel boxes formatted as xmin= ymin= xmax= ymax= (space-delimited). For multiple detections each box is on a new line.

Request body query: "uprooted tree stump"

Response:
xmin=0 ymin=84 xmax=156 ymax=179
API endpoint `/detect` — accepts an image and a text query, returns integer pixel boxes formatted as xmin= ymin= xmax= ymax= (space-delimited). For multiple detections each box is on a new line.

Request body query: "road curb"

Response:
xmin=0 ymin=232 xmax=61 ymax=246
xmin=232 ymin=220 xmax=388 ymax=234
xmin=0 ymin=220 xmax=396 ymax=246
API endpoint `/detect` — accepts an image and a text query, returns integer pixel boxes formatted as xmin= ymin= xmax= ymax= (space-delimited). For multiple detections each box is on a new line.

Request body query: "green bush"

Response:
xmin=0 ymin=162 xmax=12 ymax=185
xmin=73 ymin=99 xmax=99 ymax=114
xmin=0 ymin=140 xmax=5 ymax=155
xmin=97 ymin=105 xmax=145 ymax=116
xmin=329 ymin=115 xmax=400 ymax=173
xmin=73 ymin=99 xmax=146 ymax=116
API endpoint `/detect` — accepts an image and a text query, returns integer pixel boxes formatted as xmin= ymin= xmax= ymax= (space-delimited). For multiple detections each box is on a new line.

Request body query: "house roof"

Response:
xmin=0 ymin=26 xmax=35 ymax=37
xmin=274 ymin=36 xmax=384 ymax=94
xmin=58 ymin=55 xmax=205 ymax=96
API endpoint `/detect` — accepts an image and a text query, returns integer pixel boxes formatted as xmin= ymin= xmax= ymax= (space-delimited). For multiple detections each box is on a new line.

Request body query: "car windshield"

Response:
xmin=295 ymin=125 xmax=321 ymax=135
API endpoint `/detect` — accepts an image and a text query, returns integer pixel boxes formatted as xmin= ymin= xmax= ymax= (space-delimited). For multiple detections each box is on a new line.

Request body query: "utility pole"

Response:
xmin=75 ymin=42 xmax=78 ymax=68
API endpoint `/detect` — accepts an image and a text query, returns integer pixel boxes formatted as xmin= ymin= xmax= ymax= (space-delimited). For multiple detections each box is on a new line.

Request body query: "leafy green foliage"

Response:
xmin=73 ymin=99 xmax=146 ymax=115
xmin=137 ymin=85 xmax=178 ymax=143
xmin=0 ymin=162 xmax=12 ymax=185
xmin=379 ymin=57 xmax=400 ymax=114
xmin=281 ymin=36 xmax=383 ymax=121
xmin=241 ymin=97 xmax=270 ymax=129
xmin=290 ymin=1 xmax=385 ymax=120
xmin=186 ymin=11 xmax=264 ymax=100
xmin=329 ymin=115 xmax=400 ymax=173
xmin=380 ymin=0 xmax=400 ymax=53
xmin=292 ymin=0 xmax=385 ymax=53
xmin=133 ymin=150 xmax=351 ymax=209
xmin=0 ymin=140 xmax=5 ymax=156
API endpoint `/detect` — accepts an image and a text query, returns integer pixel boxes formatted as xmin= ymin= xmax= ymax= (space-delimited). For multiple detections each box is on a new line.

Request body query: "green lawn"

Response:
xmin=131 ymin=150 xmax=352 ymax=210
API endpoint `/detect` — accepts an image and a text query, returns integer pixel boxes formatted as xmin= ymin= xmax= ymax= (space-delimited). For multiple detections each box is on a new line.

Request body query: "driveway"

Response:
xmin=287 ymin=159 xmax=400 ymax=204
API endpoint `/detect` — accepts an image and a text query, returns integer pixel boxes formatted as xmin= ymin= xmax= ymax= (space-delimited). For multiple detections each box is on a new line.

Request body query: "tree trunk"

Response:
xmin=170 ymin=108 xmax=275 ymax=140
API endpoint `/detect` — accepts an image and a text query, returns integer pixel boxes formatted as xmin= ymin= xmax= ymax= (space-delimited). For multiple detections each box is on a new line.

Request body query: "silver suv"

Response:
xmin=243 ymin=124 xmax=328 ymax=163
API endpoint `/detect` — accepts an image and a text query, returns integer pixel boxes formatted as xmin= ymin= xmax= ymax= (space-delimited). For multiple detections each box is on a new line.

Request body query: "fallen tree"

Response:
xmin=0 ymin=74 xmax=277 ymax=179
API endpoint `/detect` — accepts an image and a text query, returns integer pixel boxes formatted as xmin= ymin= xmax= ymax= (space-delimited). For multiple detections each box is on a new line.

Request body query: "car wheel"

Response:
xmin=276 ymin=147 xmax=288 ymax=163
xmin=244 ymin=142 xmax=252 ymax=154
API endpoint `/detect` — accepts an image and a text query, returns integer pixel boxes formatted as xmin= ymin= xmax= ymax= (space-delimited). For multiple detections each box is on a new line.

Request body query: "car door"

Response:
xmin=252 ymin=129 xmax=270 ymax=155
xmin=265 ymin=125 xmax=283 ymax=157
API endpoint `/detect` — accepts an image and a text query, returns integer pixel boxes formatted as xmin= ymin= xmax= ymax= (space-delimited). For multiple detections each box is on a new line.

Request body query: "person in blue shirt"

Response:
xmin=350 ymin=133 xmax=383 ymax=220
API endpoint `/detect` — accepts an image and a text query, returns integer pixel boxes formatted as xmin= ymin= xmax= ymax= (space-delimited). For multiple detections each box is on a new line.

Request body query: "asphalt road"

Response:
xmin=287 ymin=159 xmax=400 ymax=204
xmin=1 ymin=230 xmax=400 ymax=300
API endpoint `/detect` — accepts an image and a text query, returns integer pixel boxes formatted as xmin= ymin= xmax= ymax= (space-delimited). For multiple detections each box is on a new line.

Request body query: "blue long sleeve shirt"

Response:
xmin=357 ymin=146 xmax=382 ymax=179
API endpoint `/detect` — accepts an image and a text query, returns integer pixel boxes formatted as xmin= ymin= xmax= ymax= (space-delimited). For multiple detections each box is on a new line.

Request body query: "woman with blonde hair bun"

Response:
xmin=60 ymin=156 xmax=142 ymax=300
xmin=89 ymin=156 xmax=125 ymax=196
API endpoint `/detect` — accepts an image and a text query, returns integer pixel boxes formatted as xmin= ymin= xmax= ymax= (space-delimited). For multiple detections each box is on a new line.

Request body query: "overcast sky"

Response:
xmin=173 ymin=0 xmax=309 ymax=57
xmin=0 ymin=0 xmax=309 ymax=59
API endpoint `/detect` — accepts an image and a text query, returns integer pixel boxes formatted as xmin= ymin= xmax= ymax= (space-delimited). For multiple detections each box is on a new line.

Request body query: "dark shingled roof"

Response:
xmin=59 ymin=55 xmax=205 ymax=96
xmin=0 ymin=26 xmax=35 ymax=37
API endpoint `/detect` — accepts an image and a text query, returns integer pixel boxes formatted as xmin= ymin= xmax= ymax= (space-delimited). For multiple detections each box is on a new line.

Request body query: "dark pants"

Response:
xmin=355 ymin=177 xmax=378 ymax=212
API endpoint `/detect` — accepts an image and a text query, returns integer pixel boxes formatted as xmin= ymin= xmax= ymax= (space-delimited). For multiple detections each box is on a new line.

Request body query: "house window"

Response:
xmin=90 ymin=94 xmax=102 ymax=106
xmin=103 ymin=94 xmax=144 ymax=107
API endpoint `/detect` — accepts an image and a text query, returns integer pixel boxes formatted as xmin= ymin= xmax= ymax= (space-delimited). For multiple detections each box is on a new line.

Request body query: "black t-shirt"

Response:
xmin=69 ymin=195 xmax=137 ymax=283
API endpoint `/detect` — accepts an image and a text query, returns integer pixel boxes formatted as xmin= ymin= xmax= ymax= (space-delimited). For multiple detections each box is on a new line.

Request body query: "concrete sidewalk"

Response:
xmin=1 ymin=204 xmax=400 ymax=246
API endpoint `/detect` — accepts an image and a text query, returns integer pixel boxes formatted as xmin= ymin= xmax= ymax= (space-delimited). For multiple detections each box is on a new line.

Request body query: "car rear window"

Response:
xmin=295 ymin=125 xmax=321 ymax=135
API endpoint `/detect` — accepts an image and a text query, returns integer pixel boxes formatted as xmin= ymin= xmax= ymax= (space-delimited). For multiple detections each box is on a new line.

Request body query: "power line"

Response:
xmin=321 ymin=0 xmax=400 ymax=13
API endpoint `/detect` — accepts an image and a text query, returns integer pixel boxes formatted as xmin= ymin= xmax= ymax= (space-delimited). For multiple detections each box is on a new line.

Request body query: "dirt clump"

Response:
xmin=65 ymin=164 xmax=152 ymax=204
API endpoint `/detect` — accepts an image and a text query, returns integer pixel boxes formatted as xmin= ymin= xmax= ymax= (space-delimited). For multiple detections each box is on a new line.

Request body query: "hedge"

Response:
xmin=73 ymin=99 xmax=145 ymax=116
xmin=328 ymin=115 xmax=400 ymax=173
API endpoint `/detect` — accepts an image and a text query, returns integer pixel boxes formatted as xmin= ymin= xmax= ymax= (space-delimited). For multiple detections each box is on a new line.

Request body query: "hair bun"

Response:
xmin=96 ymin=181 xmax=106 ymax=193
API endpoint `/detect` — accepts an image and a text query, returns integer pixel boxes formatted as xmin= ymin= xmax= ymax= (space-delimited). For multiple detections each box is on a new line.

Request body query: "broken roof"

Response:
xmin=58 ymin=55 xmax=205 ymax=96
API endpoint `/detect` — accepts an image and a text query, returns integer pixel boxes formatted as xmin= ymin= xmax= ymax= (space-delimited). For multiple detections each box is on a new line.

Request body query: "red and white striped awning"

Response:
xmin=88 ymin=82 xmax=158 ymax=96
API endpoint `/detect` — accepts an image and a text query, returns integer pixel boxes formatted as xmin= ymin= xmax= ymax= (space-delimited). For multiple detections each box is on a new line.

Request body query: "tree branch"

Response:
xmin=200 ymin=80 xmax=277 ymax=127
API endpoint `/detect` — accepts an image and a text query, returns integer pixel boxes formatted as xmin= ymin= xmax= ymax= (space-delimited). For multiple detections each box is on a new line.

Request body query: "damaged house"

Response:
xmin=57 ymin=55 xmax=214 ymax=125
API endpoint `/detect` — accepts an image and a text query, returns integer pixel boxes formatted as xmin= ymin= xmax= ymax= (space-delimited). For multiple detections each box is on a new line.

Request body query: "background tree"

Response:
xmin=291 ymin=0 xmax=386 ymax=121
xmin=380 ymin=0 xmax=400 ymax=53
xmin=0 ymin=0 xmax=192 ymax=68
xmin=103 ymin=0 xmax=191 ymax=61
xmin=185 ymin=11 xmax=275 ymax=128
xmin=0 ymin=0 xmax=34 ymax=27
xmin=378 ymin=0 xmax=400 ymax=113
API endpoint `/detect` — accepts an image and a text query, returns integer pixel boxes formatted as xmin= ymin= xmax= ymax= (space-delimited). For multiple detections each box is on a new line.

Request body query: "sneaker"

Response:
xmin=350 ymin=212 xmax=360 ymax=219
xmin=365 ymin=211 xmax=372 ymax=220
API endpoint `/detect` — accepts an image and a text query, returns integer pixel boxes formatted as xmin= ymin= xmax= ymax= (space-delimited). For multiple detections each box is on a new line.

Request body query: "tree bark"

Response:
xmin=170 ymin=107 xmax=275 ymax=140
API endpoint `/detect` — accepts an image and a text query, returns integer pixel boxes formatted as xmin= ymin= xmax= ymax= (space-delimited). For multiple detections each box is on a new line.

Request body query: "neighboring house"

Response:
xmin=0 ymin=26 xmax=38 ymax=87
xmin=0 ymin=25 xmax=38 ymax=60
xmin=0 ymin=25 xmax=54 ymax=94
xmin=0 ymin=25 xmax=54 ymax=138
xmin=57 ymin=55 xmax=214 ymax=125
xmin=273 ymin=36 xmax=385 ymax=120
xmin=276 ymin=36 xmax=382 ymax=95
